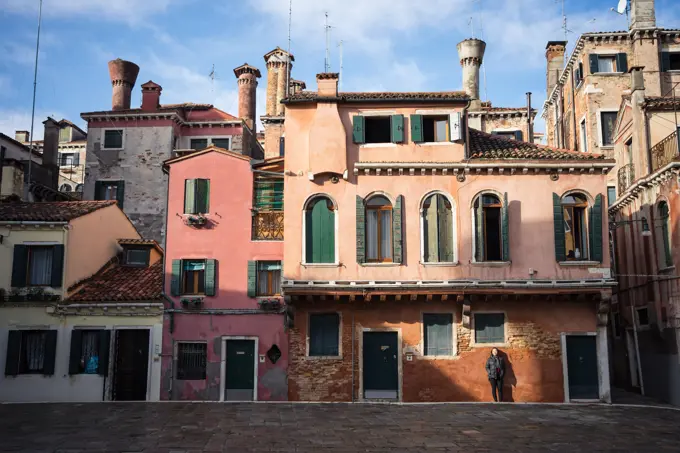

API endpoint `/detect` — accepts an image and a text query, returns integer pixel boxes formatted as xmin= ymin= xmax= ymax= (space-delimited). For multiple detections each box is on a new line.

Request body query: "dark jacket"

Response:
xmin=485 ymin=354 xmax=505 ymax=380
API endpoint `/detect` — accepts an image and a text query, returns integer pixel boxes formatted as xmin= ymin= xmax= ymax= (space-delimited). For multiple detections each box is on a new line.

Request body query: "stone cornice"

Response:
xmin=82 ymin=111 xmax=243 ymax=128
xmin=609 ymin=161 xmax=680 ymax=213
xmin=55 ymin=302 xmax=164 ymax=317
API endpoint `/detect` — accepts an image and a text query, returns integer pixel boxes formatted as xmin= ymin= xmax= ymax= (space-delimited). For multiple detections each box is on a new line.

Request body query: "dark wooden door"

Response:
xmin=566 ymin=335 xmax=599 ymax=400
xmin=363 ymin=332 xmax=398 ymax=399
xmin=225 ymin=340 xmax=255 ymax=401
xmin=112 ymin=329 xmax=149 ymax=401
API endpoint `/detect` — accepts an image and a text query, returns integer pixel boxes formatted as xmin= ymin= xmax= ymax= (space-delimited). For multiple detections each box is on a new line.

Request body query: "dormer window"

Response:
xmin=124 ymin=248 xmax=150 ymax=267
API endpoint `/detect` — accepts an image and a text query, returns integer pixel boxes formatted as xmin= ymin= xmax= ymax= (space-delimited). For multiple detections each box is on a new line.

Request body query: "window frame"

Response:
xmin=365 ymin=195 xmax=394 ymax=263
xmin=184 ymin=178 xmax=210 ymax=215
xmin=422 ymin=312 xmax=456 ymax=358
xmin=471 ymin=312 xmax=507 ymax=347
xmin=302 ymin=194 xmax=338 ymax=266
xmin=94 ymin=180 xmax=124 ymax=206
xmin=422 ymin=114 xmax=450 ymax=143
xmin=175 ymin=341 xmax=207 ymax=380
xmin=256 ymin=261 xmax=282 ymax=297
xmin=471 ymin=192 xmax=505 ymax=263
xmin=420 ymin=191 xmax=457 ymax=265
xmin=636 ymin=307 xmax=650 ymax=329
xmin=607 ymin=186 xmax=617 ymax=208
xmin=307 ymin=312 xmax=342 ymax=358
xmin=597 ymin=110 xmax=619 ymax=148
xmin=188 ymin=136 xmax=231 ymax=151
xmin=73 ymin=329 xmax=102 ymax=375
xmin=181 ymin=259 xmax=206 ymax=296
xmin=596 ymin=55 xmax=616 ymax=74
xmin=17 ymin=330 xmax=50 ymax=374
xmin=26 ymin=245 xmax=54 ymax=287
xmin=102 ymin=128 xmax=124 ymax=150
xmin=561 ymin=191 xmax=591 ymax=261
xmin=579 ymin=116 xmax=588 ymax=152
xmin=669 ymin=52 xmax=680 ymax=71
xmin=125 ymin=248 xmax=150 ymax=267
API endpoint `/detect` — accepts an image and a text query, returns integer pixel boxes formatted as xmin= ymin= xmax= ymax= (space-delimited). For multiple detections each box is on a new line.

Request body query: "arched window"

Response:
xmin=75 ymin=184 xmax=83 ymax=193
xmin=304 ymin=196 xmax=335 ymax=264
xmin=59 ymin=183 xmax=72 ymax=192
xmin=422 ymin=193 xmax=454 ymax=263
xmin=553 ymin=191 xmax=603 ymax=262
xmin=472 ymin=192 xmax=508 ymax=262
xmin=658 ymin=201 xmax=672 ymax=268
xmin=366 ymin=195 xmax=393 ymax=262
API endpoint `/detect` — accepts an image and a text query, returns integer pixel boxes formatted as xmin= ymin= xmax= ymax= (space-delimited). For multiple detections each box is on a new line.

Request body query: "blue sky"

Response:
xmin=1 ymin=0 xmax=679 ymax=139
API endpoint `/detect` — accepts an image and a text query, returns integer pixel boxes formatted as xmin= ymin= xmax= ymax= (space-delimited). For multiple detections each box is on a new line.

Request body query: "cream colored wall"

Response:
xmin=649 ymin=111 xmax=680 ymax=146
xmin=1 ymin=166 xmax=25 ymax=199
xmin=65 ymin=205 xmax=140 ymax=291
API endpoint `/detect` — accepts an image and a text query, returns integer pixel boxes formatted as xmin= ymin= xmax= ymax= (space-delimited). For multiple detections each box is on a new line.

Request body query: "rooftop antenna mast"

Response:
xmin=611 ymin=0 xmax=630 ymax=30
xmin=324 ymin=12 xmax=332 ymax=72
xmin=209 ymin=64 xmax=216 ymax=99
xmin=26 ymin=0 xmax=43 ymax=201
xmin=468 ymin=16 xmax=475 ymax=38
xmin=474 ymin=0 xmax=488 ymax=102
xmin=338 ymin=40 xmax=344 ymax=91
xmin=286 ymin=0 xmax=292 ymax=96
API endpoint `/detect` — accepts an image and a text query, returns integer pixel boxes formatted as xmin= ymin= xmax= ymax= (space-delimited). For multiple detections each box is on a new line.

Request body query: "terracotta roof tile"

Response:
xmin=283 ymin=91 xmax=469 ymax=104
xmin=0 ymin=200 xmax=116 ymax=222
xmin=67 ymin=261 xmax=163 ymax=302
xmin=469 ymin=129 xmax=606 ymax=161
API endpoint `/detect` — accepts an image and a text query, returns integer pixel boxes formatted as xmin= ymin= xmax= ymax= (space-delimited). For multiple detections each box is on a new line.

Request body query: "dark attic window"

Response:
xmin=124 ymin=247 xmax=150 ymax=267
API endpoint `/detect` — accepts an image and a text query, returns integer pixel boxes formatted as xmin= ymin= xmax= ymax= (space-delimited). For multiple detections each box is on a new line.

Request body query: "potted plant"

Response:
xmin=186 ymin=214 xmax=207 ymax=226
xmin=26 ymin=287 xmax=46 ymax=302
xmin=8 ymin=288 xmax=25 ymax=302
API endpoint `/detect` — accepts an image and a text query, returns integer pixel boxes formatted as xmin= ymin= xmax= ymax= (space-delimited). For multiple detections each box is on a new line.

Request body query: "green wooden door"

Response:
xmin=363 ymin=332 xmax=399 ymax=399
xmin=225 ymin=340 xmax=256 ymax=401
xmin=305 ymin=198 xmax=335 ymax=263
xmin=566 ymin=335 xmax=599 ymax=400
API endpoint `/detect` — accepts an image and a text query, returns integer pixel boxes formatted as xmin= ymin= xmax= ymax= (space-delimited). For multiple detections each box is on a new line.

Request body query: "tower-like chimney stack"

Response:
xmin=456 ymin=38 xmax=486 ymax=110
xmin=630 ymin=0 xmax=656 ymax=29
xmin=545 ymin=41 xmax=567 ymax=98
xmin=234 ymin=63 xmax=261 ymax=131
xmin=42 ymin=118 xmax=60 ymax=190
xmin=108 ymin=59 xmax=140 ymax=111
xmin=263 ymin=47 xmax=294 ymax=117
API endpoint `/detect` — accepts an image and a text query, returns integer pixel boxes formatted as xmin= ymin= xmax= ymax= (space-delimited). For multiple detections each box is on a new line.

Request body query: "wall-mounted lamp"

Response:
xmin=609 ymin=217 xmax=652 ymax=237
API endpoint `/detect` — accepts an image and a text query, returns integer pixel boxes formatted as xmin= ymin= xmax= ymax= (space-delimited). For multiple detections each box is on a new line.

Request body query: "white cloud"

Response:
xmin=0 ymin=109 xmax=68 ymax=140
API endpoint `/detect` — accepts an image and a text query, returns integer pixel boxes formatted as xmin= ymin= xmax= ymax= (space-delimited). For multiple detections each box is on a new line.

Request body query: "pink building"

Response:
xmin=161 ymin=147 xmax=286 ymax=401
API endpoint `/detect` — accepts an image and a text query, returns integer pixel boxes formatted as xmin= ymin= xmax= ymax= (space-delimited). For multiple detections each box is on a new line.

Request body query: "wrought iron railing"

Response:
xmin=252 ymin=211 xmax=284 ymax=241
xmin=618 ymin=163 xmax=635 ymax=194
xmin=651 ymin=128 xmax=680 ymax=172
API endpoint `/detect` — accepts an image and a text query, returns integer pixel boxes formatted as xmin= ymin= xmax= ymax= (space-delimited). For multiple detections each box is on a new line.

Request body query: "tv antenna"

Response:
xmin=337 ymin=40 xmax=344 ymax=91
xmin=468 ymin=17 xmax=475 ymax=38
xmin=555 ymin=0 xmax=573 ymax=42
xmin=324 ymin=12 xmax=332 ymax=72
xmin=208 ymin=64 xmax=217 ymax=100
xmin=610 ymin=0 xmax=630 ymax=28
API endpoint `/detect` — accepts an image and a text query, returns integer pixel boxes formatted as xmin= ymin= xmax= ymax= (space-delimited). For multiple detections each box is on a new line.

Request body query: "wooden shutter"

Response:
xmin=616 ymin=53 xmax=628 ymax=73
xmin=390 ymin=114 xmax=404 ymax=143
xmin=393 ymin=195 xmax=403 ymax=264
xmin=356 ymin=195 xmax=365 ymax=264
xmin=320 ymin=201 xmax=335 ymax=263
xmin=502 ymin=193 xmax=510 ymax=262
xmin=170 ymin=259 xmax=182 ymax=296
xmin=184 ymin=179 xmax=196 ymax=214
xmin=474 ymin=200 xmax=484 ymax=262
xmin=73 ymin=153 xmax=80 ymax=166
xmin=305 ymin=209 xmax=314 ymax=263
xmin=279 ymin=137 xmax=285 ymax=157
xmin=247 ymin=261 xmax=257 ymax=298
xmin=94 ymin=181 xmax=104 ymax=201
xmin=476 ymin=313 xmax=504 ymax=343
xmin=50 ymin=244 xmax=64 ymax=288
xmin=410 ymin=114 xmax=424 ymax=143
xmin=352 ymin=115 xmax=365 ymax=144
xmin=43 ymin=330 xmax=58 ymax=376
xmin=11 ymin=245 xmax=28 ymax=287
xmin=423 ymin=197 xmax=437 ymax=262
xmin=589 ymin=54 xmax=599 ymax=75
xmin=195 ymin=179 xmax=210 ymax=213
xmin=590 ymin=194 xmax=603 ymax=262
xmin=553 ymin=193 xmax=566 ymax=262
xmin=68 ymin=329 xmax=83 ymax=375
xmin=424 ymin=314 xmax=453 ymax=356
xmin=115 ymin=181 xmax=125 ymax=210
xmin=437 ymin=196 xmax=454 ymax=262
xmin=513 ymin=130 xmax=523 ymax=141
xmin=205 ymin=259 xmax=217 ymax=296
xmin=97 ymin=330 xmax=111 ymax=376
xmin=661 ymin=52 xmax=671 ymax=72
xmin=4 ymin=331 xmax=21 ymax=376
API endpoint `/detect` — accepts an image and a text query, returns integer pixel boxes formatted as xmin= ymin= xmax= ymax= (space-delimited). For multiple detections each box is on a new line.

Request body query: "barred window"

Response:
xmin=177 ymin=342 xmax=207 ymax=380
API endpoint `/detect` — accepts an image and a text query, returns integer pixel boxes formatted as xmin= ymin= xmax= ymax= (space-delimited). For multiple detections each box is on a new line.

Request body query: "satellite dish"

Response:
xmin=616 ymin=0 xmax=627 ymax=14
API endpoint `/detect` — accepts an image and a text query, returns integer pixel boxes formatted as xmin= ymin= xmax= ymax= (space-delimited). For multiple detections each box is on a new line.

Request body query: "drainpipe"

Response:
xmin=630 ymin=303 xmax=645 ymax=395
xmin=570 ymin=70 xmax=578 ymax=150
xmin=351 ymin=312 xmax=355 ymax=403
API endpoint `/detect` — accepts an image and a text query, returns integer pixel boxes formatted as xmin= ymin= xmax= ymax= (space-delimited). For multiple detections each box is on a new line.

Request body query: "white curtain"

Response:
xmin=381 ymin=211 xmax=392 ymax=259
xmin=29 ymin=248 xmax=52 ymax=286
xmin=367 ymin=210 xmax=378 ymax=260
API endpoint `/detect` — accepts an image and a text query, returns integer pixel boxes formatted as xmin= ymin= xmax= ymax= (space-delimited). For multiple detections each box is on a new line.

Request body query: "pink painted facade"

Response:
xmin=161 ymin=149 xmax=286 ymax=401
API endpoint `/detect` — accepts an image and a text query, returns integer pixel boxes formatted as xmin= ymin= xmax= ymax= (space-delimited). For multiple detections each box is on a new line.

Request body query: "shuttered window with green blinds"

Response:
xmin=410 ymin=114 xmax=424 ymax=143
xmin=253 ymin=179 xmax=284 ymax=210
xmin=184 ymin=179 xmax=210 ymax=214
xmin=352 ymin=115 xmax=365 ymax=144
xmin=393 ymin=195 xmax=403 ymax=264
xmin=553 ymin=193 xmax=566 ymax=262
xmin=424 ymin=313 xmax=453 ymax=356
xmin=589 ymin=194 xmax=603 ymax=262
xmin=305 ymin=197 xmax=335 ymax=264
xmin=502 ymin=192 xmax=509 ymax=262
xmin=474 ymin=313 xmax=505 ymax=344
xmin=390 ymin=114 xmax=404 ymax=143
xmin=423 ymin=193 xmax=454 ymax=263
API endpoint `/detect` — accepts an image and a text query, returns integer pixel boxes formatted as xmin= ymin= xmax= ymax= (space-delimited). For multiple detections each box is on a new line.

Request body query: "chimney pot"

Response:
xmin=41 ymin=118 xmax=60 ymax=190
xmin=316 ymin=73 xmax=339 ymax=97
xmin=108 ymin=59 xmax=140 ymax=111
xmin=234 ymin=63 xmax=261 ymax=131
xmin=545 ymin=41 xmax=567 ymax=98
xmin=141 ymin=81 xmax=162 ymax=112
xmin=630 ymin=66 xmax=646 ymax=92
xmin=630 ymin=0 xmax=656 ymax=29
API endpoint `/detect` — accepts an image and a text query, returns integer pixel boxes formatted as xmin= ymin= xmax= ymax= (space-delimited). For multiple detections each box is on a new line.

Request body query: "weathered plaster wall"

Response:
xmin=1 ymin=165 xmax=24 ymax=199
xmin=480 ymin=115 xmax=531 ymax=139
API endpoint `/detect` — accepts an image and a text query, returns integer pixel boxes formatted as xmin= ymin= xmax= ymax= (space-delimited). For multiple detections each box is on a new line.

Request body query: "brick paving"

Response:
xmin=0 ymin=402 xmax=679 ymax=452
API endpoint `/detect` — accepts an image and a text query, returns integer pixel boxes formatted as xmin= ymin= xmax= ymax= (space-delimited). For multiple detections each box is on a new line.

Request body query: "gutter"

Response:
xmin=608 ymin=161 xmax=680 ymax=213
xmin=354 ymin=161 xmax=615 ymax=170
xmin=282 ymin=97 xmax=470 ymax=105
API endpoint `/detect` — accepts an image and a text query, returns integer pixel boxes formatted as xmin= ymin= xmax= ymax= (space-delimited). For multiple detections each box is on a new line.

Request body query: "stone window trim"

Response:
xmin=186 ymin=136 xmax=232 ymax=151
xmin=470 ymin=189 xmax=508 ymax=264
xmin=558 ymin=261 xmax=601 ymax=267
xmin=578 ymin=115 xmax=588 ymax=153
xmin=305 ymin=311 xmax=343 ymax=360
xmin=596 ymin=109 xmax=619 ymax=149
xmin=101 ymin=128 xmax=124 ymax=150
xmin=635 ymin=307 xmax=650 ymax=331
xmin=418 ymin=310 xmax=458 ymax=360
xmin=470 ymin=311 xmax=508 ymax=348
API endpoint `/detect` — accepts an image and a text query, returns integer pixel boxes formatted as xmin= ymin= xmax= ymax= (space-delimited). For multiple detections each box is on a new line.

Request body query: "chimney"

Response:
xmin=263 ymin=47 xmax=294 ymax=117
xmin=545 ymin=41 xmax=567 ymax=98
xmin=108 ymin=58 xmax=140 ymax=111
xmin=233 ymin=63 xmax=261 ymax=131
xmin=289 ymin=79 xmax=306 ymax=95
xmin=457 ymin=38 xmax=486 ymax=110
xmin=316 ymin=73 xmax=339 ymax=97
xmin=42 ymin=118 xmax=60 ymax=190
xmin=15 ymin=131 xmax=29 ymax=143
xmin=630 ymin=0 xmax=656 ymax=29
xmin=526 ymin=92 xmax=534 ymax=144
xmin=140 ymin=81 xmax=162 ymax=112
xmin=630 ymin=66 xmax=646 ymax=92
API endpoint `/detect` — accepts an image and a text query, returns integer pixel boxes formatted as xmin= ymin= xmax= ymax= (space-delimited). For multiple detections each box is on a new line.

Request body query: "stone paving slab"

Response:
xmin=0 ymin=402 xmax=679 ymax=452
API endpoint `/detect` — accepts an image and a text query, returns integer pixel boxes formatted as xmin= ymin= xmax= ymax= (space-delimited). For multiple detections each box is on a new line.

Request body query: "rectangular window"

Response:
xmin=176 ymin=342 xmax=207 ymax=380
xmin=59 ymin=153 xmax=78 ymax=166
xmin=600 ymin=112 xmax=618 ymax=146
xmin=182 ymin=260 xmax=206 ymax=295
xmin=668 ymin=52 xmax=680 ymax=71
xmin=492 ymin=131 xmax=517 ymax=139
xmin=309 ymin=313 xmax=340 ymax=356
xmin=563 ymin=200 xmax=589 ymax=260
xmin=27 ymin=246 xmax=54 ymax=286
xmin=575 ymin=62 xmax=584 ymax=85
xmin=636 ymin=307 xmax=649 ymax=327
xmin=580 ymin=119 xmax=588 ymax=152
xmin=364 ymin=116 xmax=392 ymax=144
xmin=125 ymin=248 xmax=150 ymax=266
xmin=189 ymin=138 xmax=209 ymax=150
xmin=94 ymin=180 xmax=124 ymax=209
xmin=423 ymin=313 xmax=453 ymax=356
xmin=78 ymin=330 xmax=101 ymax=374
xmin=607 ymin=186 xmax=617 ymax=207
xmin=474 ymin=313 xmax=505 ymax=344
xmin=611 ymin=307 xmax=622 ymax=338
xmin=184 ymin=179 xmax=210 ymax=214
xmin=211 ymin=138 xmax=230 ymax=149
xmin=423 ymin=115 xmax=449 ymax=142
xmin=103 ymin=130 xmax=123 ymax=149
xmin=597 ymin=56 xmax=615 ymax=73
xmin=59 ymin=127 xmax=71 ymax=143
xmin=256 ymin=261 xmax=281 ymax=296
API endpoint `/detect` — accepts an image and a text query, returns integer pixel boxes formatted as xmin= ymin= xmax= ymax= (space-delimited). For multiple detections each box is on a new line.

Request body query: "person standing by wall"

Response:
xmin=485 ymin=347 xmax=505 ymax=402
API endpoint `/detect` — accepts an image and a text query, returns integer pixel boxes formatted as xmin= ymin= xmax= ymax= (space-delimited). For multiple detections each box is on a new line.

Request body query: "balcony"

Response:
xmin=651 ymin=127 xmax=680 ymax=172
xmin=618 ymin=163 xmax=635 ymax=194
xmin=252 ymin=211 xmax=284 ymax=241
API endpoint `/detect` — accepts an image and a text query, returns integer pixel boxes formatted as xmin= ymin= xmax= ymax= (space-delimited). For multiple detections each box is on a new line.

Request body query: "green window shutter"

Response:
xmin=437 ymin=196 xmax=454 ymax=262
xmin=475 ymin=313 xmax=504 ymax=344
xmin=356 ymin=195 xmax=365 ymax=264
xmin=306 ymin=198 xmax=335 ymax=264
xmin=42 ymin=330 xmax=58 ymax=376
xmin=68 ymin=329 xmax=83 ymax=375
xmin=474 ymin=200 xmax=484 ymax=262
xmin=184 ymin=179 xmax=196 ymax=214
xmin=352 ymin=115 xmax=365 ymax=144
xmin=590 ymin=194 xmax=603 ymax=262
xmin=393 ymin=195 xmax=403 ymax=264
xmin=661 ymin=203 xmax=673 ymax=267
xmin=305 ymin=209 xmax=314 ymax=263
xmin=50 ymin=244 xmax=64 ymax=288
xmin=616 ymin=53 xmax=628 ymax=73
xmin=390 ymin=114 xmax=405 ymax=143
xmin=97 ymin=330 xmax=111 ymax=376
xmin=661 ymin=52 xmax=671 ymax=72
xmin=423 ymin=197 xmax=437 ymax=262
xmin=589 ymin=54 xmax=599 ymax=75
xmin=4 ymin=331 xmax=21 ymax=376
xmin=205 ymin=259 xmax=216 ymax=296
xmin=94 ymin=181 xmax=104 ymax=201
xmin=116 ymin=181 xmax=125 ymax=209
xmin=513 ymin=130 xmax=523 ymax=141
xmin=273 ymin=181 xmax=284 ymax=210
xmin=410 ymin=114 xmax=424 ymax=143
xmin=195 ymin=179 xmax=210 ymax=213
xmin=502 ymin=193 xmax=510 ymax=262
xmin=320 ymin=202 xmax=335 ymax=263
xmin=424 ymin=314 xmax=453 ymax=356
xmin=170 ymin=259 xmax=182 ymax=296
xmin=553 ymin=193 xmax=566 ymax=262
xmin=247 ymin=261 xmax=257 ymax=297
xmin=11 ymin=245 xmax=28 ymax=287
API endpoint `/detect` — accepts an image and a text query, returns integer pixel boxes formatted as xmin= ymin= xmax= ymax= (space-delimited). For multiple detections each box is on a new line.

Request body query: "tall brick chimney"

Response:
xmin=630 ymin=0 xmax=656 ymax=29
xmin=233 ymin=63 xmax=261 ymax=131
xmin=456 ymin=38 xmax=486 ymax=110
xmin=263 ymin=47 xmax=294 ymax=117
xmin=545 ymin=41 xmax=567 ymax=98
xmin=42 ymin=118 xmax=60 ymax=190
xmin=140 ymin=81 xmax=162 ymax=112
xmin=316 ymin=73 xmax=339 ymax=97
xmin=108 ymin=58 xmax=140 ymax=111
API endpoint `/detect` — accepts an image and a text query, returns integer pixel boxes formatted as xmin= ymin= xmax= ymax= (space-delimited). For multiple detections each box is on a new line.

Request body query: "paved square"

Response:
xmin=0 ymin=402 xmax=679 ymax=452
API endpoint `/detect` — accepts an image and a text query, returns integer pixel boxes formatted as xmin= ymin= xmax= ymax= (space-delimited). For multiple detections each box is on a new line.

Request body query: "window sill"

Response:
xmin=305 ymin=355 xmax=343 ymax=360
xmin=360 ymin=263 xmax=401 ymax=267
xmin=301 ymin=263 xmax=340 ymax=268
xmin=659 ymin=265 xmax=675 ymax=273
xmin=470 ymin=261 xmax=511 ymax=267
xmin=420 ymin=261 xmax=459 ymax=267
xmin=471 ymin=342 xmax=508 ymax=348
xmin=558 ymin=261 xmax=600 ymax=266
xmin=360 ymin=143 xmax=397 ymax=148
xmin=591 ymin=72 xmax=625 ymax=76
xmin=417 ymin=355 xmax=459 ymax=361
xmin=416 ymin=142 xmax=454 ymax=146
xmin=101 ymin=147 xmax=124 ymax=151
xmin=599 ymin=145 xmax=615 ymax=150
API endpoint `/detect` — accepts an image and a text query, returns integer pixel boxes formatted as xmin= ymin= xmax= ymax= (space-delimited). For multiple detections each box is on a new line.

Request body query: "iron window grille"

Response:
xmin=176 ymin=342 xmax=207 ymax=380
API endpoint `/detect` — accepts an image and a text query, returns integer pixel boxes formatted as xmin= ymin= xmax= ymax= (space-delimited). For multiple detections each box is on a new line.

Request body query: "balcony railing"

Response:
xmin=618 ymin=163 xmax=635 ymax=194
xmin=252 ymin=211 xmax=284 ymax=241
xmin=651 ymin=127 xmax=680 ymax=172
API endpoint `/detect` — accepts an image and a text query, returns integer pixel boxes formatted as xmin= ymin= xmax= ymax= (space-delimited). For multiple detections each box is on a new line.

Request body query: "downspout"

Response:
xmin=570 ymin=69 xmax=578 ymax=150
xmin=526 ymin=92 xmax=534 ymax=143
xmin=351 ymin=312 xmax=355 ymax=403
xmin=463 ymin=99 xmax=471 ymax=159
xmin=630 ymin=302 xmax=645 ymax=395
